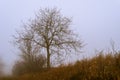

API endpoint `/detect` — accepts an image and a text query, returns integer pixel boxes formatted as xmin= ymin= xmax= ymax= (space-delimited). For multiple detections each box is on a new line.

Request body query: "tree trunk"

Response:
xmin=46 ymin=46 xmax=50 ymax=69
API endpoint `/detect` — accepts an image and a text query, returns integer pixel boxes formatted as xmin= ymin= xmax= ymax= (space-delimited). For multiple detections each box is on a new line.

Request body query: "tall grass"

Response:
xmin=1 ymin=51 xmax=120 ymax=80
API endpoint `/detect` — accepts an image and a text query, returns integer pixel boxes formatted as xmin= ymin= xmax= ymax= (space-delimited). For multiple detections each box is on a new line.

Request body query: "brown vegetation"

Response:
xmin=1 ymin=51 xmax=120 ymax=80
xmin=12 ymin=54 xmax=46 ymax=76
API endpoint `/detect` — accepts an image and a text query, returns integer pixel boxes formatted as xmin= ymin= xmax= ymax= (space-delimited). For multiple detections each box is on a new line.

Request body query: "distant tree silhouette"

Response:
xmin=13 ymin=31 xmax=46 ymax=75
xmin=0 ymin=58 xmax=4 ymax=76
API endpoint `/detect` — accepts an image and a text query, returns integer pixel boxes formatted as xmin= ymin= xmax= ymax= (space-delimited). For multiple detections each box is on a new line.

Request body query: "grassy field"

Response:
xmin=1 ymin=51 xmax=120 ymax=80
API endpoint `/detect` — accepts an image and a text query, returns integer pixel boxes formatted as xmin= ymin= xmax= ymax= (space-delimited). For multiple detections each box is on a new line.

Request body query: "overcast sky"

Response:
xmin=0 ymin=0 xmax=120 ymax=73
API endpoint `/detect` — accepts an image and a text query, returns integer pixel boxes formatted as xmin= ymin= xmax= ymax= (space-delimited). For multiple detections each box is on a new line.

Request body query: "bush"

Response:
xmin=12 ymin=54 xmax=46 ymax=76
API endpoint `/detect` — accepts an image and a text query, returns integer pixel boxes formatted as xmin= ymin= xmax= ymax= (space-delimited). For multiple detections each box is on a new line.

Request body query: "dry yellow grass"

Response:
xmin=1 ymin=51 xmax=120 ymax=80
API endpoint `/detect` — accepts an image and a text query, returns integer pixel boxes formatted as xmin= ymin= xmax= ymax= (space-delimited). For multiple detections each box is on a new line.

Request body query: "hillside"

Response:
xmin=1 ymin=51 xmax=120 ymax=80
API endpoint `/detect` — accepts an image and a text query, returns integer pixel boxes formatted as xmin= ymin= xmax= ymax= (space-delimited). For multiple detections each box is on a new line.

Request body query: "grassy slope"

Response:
xmin=1 ymin=52 xmax=120 ymax=80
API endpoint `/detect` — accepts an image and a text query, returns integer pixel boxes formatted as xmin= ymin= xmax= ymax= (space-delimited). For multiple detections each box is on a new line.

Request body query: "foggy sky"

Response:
xmin=0 ymin=0 xmax=120 ymax=74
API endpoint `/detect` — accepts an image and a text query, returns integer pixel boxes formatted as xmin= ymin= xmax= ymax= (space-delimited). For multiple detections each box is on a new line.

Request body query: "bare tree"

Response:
xmin=13 ymin=30 xmax=46 ymax=75
xmin=14 ymin=8 xmax=83 ymax=69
